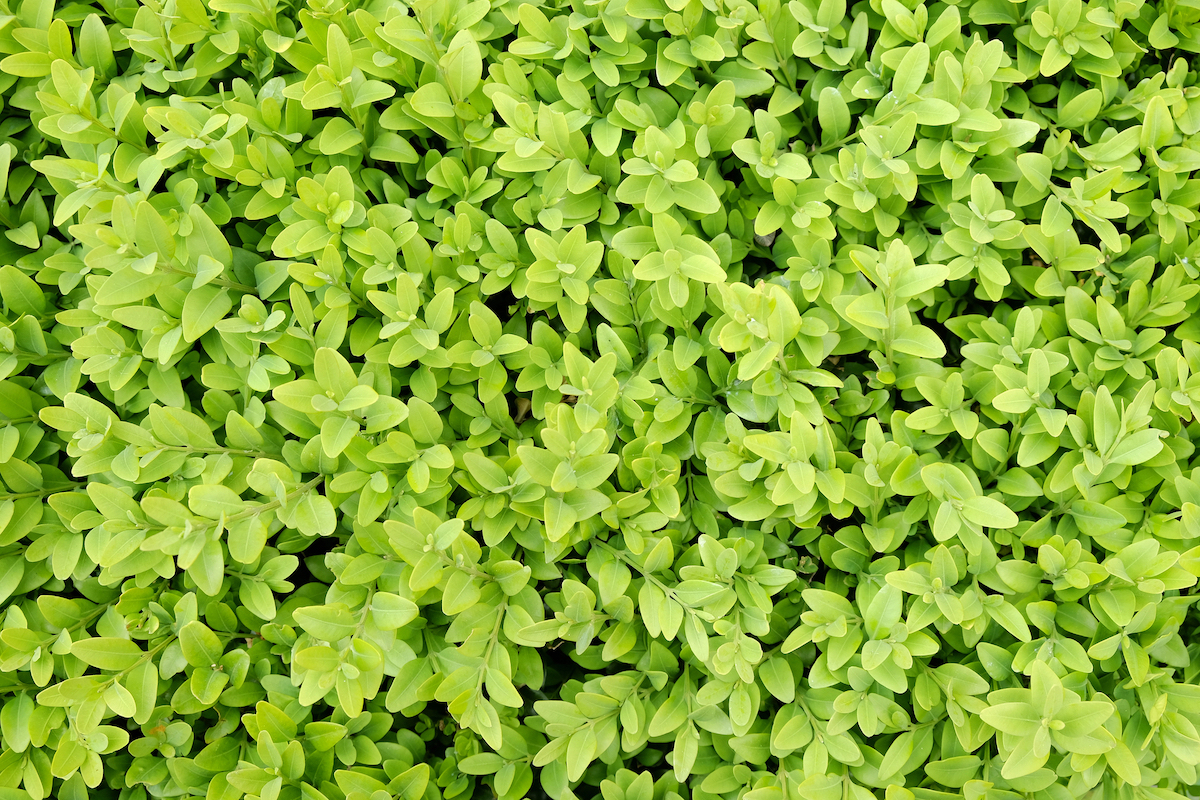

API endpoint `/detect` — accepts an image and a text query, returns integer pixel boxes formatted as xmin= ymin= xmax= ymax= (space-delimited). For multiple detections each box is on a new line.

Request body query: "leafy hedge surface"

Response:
xmin=1 ymin=0 xmax=1200 ymax=799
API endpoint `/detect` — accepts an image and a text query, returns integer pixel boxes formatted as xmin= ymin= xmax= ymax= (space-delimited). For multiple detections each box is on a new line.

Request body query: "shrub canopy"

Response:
xmin=0 ymin=0 xmax=1198 ymax=800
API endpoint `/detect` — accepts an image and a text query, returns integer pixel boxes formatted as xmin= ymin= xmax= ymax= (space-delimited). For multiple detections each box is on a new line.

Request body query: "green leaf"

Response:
xmin=961 ymin=496 xmax=1019 ymax=528
xmin=818 ymin=88 xmax=850 ymax=144
xmin=760 ymin=656 xmax=795 ymax=702
xmin=293 ymin=604 xmax=357 ymax=642
xmin=672 ymin=179 xmax=721 ymax=214
xmin=182 ymin=284 xmax=233 ymax=342
xmin=95 ymin=267 xmax=164 ymax=305
xmin=71 ymin=638 xmax=144 ymax=671
xmin=411 ymin=82 xmax=455 ymax=117
xmin=180 ymin=622 xmax=223 ymax=668
xmin=893 ymin=43 xmax=929 ymax=97
xmin=319 ymin=118 xmax=365 ymax=155
xmin=0 ymin=266 xmax=46 ymax=315
xmin=443 ymin=31 xmax=482 ymax=100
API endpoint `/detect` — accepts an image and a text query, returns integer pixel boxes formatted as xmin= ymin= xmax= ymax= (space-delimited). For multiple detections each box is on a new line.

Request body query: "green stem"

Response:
xmin=100 ymin=635 xmax=177 ymax=690
xmin=472 ymin=598 xmax=508 ymax=696
xmin=593 ymin=539 xmax=711 ymax=624
xmin=814 ymin=103 xmax=910 ymax=155
xmin=117 ymin=476 xmax=324 ymax=536
xmin=158 ymin=263 xmax=258 ymax=294
xmin=984 ymin=411 xmax=1028 ymax=483
xmin=147 ymin=444 xmax=275 ymax=459
xmin=0 ymin=489 xmax=62 ymax=501
xmin=81 ymin=108 xmax=153 ymax=155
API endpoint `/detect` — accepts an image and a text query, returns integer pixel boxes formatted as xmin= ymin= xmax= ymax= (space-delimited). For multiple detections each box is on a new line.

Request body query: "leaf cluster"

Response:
xmin=0 ymin=0 xmax=1196 ymax=799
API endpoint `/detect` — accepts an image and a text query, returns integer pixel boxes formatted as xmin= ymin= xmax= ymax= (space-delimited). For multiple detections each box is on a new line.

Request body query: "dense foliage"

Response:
xmin=0 ymin=0 xmax=1197 ymax=798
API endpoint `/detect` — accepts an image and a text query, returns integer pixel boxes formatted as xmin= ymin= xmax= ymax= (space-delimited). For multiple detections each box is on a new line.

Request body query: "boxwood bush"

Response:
xmin=0 ymin=0 xmax=1198 ymax=798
